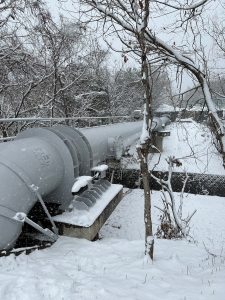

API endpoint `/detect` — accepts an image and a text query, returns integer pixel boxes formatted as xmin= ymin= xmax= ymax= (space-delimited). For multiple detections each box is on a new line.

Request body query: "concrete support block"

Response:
xmin=56 ymin=189 xmax=123 ymax=241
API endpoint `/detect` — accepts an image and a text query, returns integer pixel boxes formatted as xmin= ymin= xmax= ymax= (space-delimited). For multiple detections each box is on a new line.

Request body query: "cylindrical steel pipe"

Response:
xmin=0 ymin=137 xmax=65 ymax=250
xmin=80 ymin=121 xmax=143 ymax=164
xmin=0 ymin=117 xmax=170 ymax=250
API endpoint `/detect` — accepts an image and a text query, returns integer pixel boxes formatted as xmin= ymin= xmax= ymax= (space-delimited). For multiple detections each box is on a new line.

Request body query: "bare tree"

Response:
xmin=108 ymin=66 xmax=171 ymax=116
xmin=74 ymin=0 xmax=225 ymax=260
xmin=0 ymin=1 xmax=112 ymax=136
xmin=204 ymin=13 xmax=225 ymax=109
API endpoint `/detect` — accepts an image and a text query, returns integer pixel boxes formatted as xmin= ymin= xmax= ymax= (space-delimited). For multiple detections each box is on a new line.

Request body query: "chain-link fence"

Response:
xmin=108 ymin=167 xmax=225 ymax=197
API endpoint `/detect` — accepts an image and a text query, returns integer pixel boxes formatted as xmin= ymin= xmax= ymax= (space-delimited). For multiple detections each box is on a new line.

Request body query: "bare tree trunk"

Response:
xmin=137 ymin=145 xmax=154 ymax=259
xmin=137 ymin=3 xmax=154 ymax=259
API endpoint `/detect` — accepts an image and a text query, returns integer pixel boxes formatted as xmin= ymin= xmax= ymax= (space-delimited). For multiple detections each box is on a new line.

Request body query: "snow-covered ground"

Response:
xmin=1 ymin=119 xmax=225 ymax=299
xmin=0 ymin=189 xmax=225 ymax=300
xmin=124 ymin=120 xmax=225 ymax=175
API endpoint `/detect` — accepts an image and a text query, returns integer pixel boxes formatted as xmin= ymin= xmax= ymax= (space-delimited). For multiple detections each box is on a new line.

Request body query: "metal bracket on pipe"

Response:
xmin=0 ymin=207 xmax=58 ymax=242
xmin=13 ymin=212 xmax=58 ymax=241
xmin=0 ymin=159 xmax=59 ymax=237
xmin=29 ymin=185 xmax=58 ymax=235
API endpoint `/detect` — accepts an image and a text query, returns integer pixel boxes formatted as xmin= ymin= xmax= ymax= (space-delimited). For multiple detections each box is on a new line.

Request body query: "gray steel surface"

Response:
xmin=0 ymin=117 xmax=169 ymax=250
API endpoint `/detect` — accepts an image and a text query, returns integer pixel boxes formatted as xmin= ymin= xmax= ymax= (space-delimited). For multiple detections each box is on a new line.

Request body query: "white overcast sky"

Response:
xmin=46 ymin=0 xmax=225 ymax=92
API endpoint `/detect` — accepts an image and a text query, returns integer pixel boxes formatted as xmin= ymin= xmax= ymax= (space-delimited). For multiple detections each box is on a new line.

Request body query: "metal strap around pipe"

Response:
xmin=0 ymin=205 xmax=17 ymax=219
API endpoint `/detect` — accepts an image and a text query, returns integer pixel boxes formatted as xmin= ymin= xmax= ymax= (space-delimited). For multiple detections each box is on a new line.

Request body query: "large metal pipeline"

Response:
xmin=0 ymin=117 xmax=170 ymax=250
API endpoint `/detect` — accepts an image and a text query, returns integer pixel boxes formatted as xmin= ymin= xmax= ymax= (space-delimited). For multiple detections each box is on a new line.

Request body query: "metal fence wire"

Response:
xmin=108 ymin=168 xmax=225 ymax=197
xmin=151 ymin=171 xmax=225 ymax=197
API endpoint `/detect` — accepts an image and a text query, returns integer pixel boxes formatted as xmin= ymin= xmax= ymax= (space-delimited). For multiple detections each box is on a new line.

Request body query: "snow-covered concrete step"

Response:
xmin=53 ymin=184 xmax=123 ymax=241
